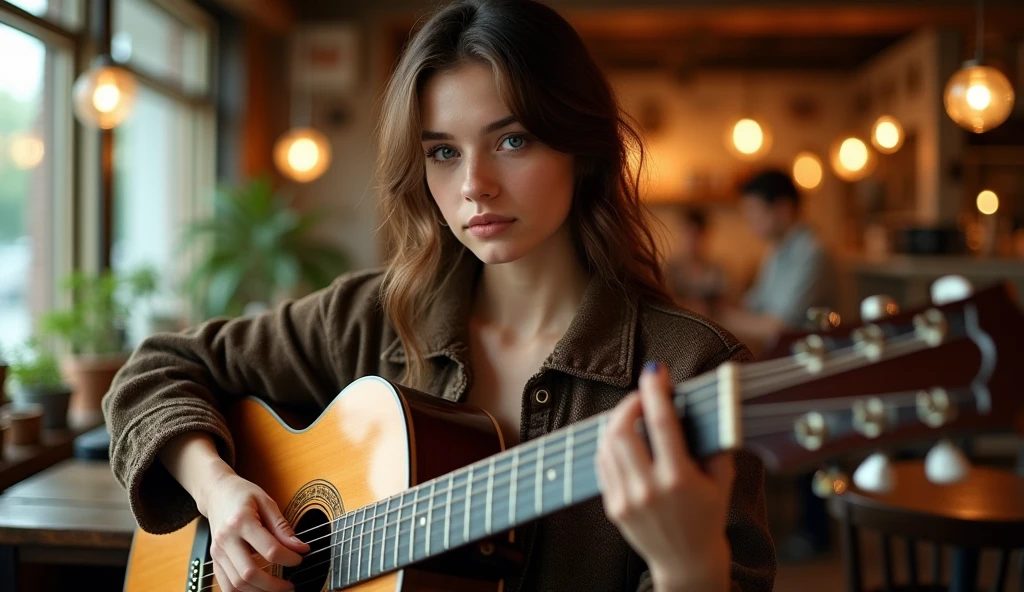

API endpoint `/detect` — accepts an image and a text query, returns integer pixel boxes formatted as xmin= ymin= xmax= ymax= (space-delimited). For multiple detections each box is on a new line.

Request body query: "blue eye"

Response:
xmin=428 ymin=146 xmax=458 ymax=161
xmin=502 ymin=135 xmax=527 ymax=150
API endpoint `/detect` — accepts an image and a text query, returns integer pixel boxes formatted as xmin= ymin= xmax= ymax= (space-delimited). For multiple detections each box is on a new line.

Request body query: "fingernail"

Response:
xmin=643 ymin=360 xmax=660 ymax=374
xmin=290 ymin=536 xmax=303 ymax=544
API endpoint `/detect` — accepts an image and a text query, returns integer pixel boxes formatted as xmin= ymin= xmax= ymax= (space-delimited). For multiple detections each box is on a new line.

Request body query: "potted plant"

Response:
xmin=181 ymin=176 xmax=351 ymax=318
xmin=2 ymin=402 xmax=44 ymax=445
xmin=5 ymin=339 xmax=72 ymax=430
xmin=0 ymin=345 xmax=8 ymax=406
xmin=39 ymin=267 xmax=157 ymax=426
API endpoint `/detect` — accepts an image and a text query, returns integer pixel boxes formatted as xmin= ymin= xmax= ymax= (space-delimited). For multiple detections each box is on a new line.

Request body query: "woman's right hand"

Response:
xmin=200 ymin=472 xmax=311 ymax=592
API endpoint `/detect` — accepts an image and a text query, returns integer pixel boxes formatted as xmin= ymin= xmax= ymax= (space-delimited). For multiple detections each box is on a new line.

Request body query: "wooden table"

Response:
xmin=830 ymin=460 xmax=1024 ymax=591
xmin=0 ymin=458 xmax=137 ymax=590
xmin=0 ymin=416 xmax=104 ymax=493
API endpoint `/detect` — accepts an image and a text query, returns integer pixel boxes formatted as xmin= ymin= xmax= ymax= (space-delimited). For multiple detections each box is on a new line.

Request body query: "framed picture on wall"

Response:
xmin=292 ymin=24 xmax=362 ymax=95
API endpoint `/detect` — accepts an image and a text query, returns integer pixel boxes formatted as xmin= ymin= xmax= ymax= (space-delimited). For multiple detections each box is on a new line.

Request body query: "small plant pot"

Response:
xmin=0 ymin=421 xmax=7 ymax=458
xmin=11 ymin=385 xmax=72 ymax=430
xmin=0 ymin=363 xmax=8 ymax=405
xmin=61 ymin=353 xmax=128 ymax=427
xmin=2 ymin=403 xmax=43 ymax=445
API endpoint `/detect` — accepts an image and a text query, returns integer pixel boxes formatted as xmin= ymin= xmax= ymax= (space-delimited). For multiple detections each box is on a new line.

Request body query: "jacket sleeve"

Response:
xmin=635 ymin=343 xmax=777 ymax=592
xmin=102 ymin=270 xmax=383 ymax=535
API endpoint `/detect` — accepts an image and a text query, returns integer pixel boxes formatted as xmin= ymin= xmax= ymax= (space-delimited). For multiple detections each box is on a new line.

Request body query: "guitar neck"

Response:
xmin=330 ymin=375 xmax=729 ymax=589
xmin=329 ymin=290 xmax=1004 ymax=589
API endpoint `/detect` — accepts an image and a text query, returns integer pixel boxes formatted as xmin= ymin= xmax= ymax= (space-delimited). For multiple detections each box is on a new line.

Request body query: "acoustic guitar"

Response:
xmin=122 ymin=281 xmax=1024 ymax=592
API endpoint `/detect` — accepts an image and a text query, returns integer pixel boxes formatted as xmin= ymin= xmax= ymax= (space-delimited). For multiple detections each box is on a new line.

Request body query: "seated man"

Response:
xmin=717 ymin=169 xmax=836 ymax=560
xmin=663 ymin=207 xmax=727 ymax=316
xmin=718 ymin=169 xmax=835 ymax=357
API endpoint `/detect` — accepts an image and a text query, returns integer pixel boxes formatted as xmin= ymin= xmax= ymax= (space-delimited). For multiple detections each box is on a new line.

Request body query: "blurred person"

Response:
xmin=717 ymin=170 xmax=835 ymax=357
xmin=663 ymin=207 xmax=726 ymax=316
xmin=717 ymin=169 xmax=835 ymax=561
xmin=102 ymin=1 xmax=777 ymax=591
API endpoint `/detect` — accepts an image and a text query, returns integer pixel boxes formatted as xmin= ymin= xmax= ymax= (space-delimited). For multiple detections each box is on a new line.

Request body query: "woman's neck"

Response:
xmin=472 ymin=224 xmax=590 ymax=341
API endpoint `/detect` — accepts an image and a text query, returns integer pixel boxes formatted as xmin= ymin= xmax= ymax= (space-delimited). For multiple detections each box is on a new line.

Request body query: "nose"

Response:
xmin=461 ymin=154 xmax=500 ymax=202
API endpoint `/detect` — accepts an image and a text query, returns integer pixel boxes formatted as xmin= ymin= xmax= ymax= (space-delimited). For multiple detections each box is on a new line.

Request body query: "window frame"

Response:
xmin=0 ymin=0 xmax=218 ymax=341
xmin=0 ymin=0 xmax=80 ymax=337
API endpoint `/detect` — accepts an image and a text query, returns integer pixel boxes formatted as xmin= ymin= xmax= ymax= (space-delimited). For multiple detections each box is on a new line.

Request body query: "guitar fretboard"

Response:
xmin=329 ymin=415 xmax=605 ymax=588
xmin=329 ymin=374 xmax=726 ymax=590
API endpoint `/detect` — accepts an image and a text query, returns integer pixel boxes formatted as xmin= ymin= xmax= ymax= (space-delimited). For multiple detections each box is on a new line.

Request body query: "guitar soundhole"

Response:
xmin=282 ymin=508 xmax=331 ymax=592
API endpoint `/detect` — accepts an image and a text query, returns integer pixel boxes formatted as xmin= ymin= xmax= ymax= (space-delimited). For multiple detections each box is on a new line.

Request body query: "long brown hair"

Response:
xmin=375 ymin=0 xmax=669 ymax=388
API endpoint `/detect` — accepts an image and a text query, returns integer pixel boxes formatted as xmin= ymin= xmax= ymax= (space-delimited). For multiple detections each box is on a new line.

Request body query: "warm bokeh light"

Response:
xmin=725 ymin=118 xmax=771 ymax=160
xmin=72 ymin=65 xmax=138 ymax=129
xmin=792 ymin=152 xmax=823 ymax=190
xmin=944 ymin=64 xmax=1015 ymax=133
xmin=273 ymin=128 xmax=332 ymax=183
xmin=840 ymin=138 xmax=868 ymax=170
xmin=976 ymin=189 xmax=999 ymax=215
xmin=92 ymin=83 xmax=122 ymax=113
xmin=830 ymin=136 xmax=876 ymax=182
xmin=9 ymin=132 xmax=45 ymax=169
xmin=871 ymin=115 xmax=904 ymax=154
xmin=733 ymin=119 xmax=763 ymax=155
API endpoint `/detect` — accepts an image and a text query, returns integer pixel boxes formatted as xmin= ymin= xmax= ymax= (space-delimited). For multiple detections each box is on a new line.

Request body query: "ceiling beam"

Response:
xmin=209 ymin=0 xmax=293 ymax=33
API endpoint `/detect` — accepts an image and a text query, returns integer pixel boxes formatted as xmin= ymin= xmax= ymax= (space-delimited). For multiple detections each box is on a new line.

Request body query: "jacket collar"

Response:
xmin=383 ymin=250 xmax=637 ymax=389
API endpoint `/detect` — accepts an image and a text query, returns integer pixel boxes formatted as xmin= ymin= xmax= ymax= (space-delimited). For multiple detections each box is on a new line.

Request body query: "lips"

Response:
xmin=467 ymin=213 xmax=515 ymax=227
xmin=466 ymin=213 xmax=516 ymax=238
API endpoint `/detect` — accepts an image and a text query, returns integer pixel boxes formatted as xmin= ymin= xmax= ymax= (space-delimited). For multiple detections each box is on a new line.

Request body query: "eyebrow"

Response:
xmin=421 ymin=114 xmax=519 ymax=141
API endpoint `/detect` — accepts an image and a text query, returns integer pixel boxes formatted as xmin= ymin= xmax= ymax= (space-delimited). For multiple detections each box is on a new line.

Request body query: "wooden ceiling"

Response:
xmin=236 ymin=1 xmax=1024 ymax=73
xmin=567 ymin=5 xmax=1024 ymax=71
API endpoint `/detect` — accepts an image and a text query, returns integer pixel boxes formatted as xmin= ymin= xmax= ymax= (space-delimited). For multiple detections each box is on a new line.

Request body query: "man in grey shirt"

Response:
xmin=718 ymin=169 xmax=835 ymax=561
xmin=719 ymin=169 xmax=835 ymax=356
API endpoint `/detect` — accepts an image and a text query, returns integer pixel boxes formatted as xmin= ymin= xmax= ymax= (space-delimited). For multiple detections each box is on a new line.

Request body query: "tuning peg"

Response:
xmin=806 ymin=307 xmax=841 ymax=331
xmin=925 ymin=439 xmax=971 ymax=484
xmin=852 ymin=451 xmax=896 ymax=494
xmin=931 ymin=275 xmax=973 ymax=306
xmin=812 ymin=467 xmax=849 ymax=498
xmin=860 ymin=295 xmax=899 ymax=322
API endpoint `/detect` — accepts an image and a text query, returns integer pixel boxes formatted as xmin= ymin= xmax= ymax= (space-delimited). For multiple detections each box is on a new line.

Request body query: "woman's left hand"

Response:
xmin=596 ymin=361 xmax=735 ymax=592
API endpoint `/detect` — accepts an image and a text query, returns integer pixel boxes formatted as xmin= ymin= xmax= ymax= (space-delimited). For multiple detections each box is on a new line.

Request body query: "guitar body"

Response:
xmin=123 ymin=376 xmax=507 ymax=592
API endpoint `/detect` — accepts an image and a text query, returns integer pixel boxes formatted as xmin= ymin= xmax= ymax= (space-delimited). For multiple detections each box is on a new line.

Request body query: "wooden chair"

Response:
xmin=829 ymin=459 xmax=1024 ymax=592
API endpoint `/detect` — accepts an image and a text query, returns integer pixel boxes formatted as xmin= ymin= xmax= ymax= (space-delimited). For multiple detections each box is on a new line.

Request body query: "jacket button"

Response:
xmin=533 ymin=388 xmax=550 ymax=405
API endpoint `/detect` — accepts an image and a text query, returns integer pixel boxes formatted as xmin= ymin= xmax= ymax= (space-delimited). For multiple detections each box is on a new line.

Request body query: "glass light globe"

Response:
xmin=944 ymin=64 xmax=1015 ymax=133
xmin=976 ymin=189 xmax=999 ymax=215
xmin=724 ymin=117 xmax=771 ymax=160
xmin=273 ymin=128 xmax=332 ymax=183
xmin=792 ymin=151 xmax=823 ymax=191
xmin=829 ymin=136 xmax=876 ymax=182
xmin=871 ymin=115 xmax=904 ymax=154
xmin=72 ymin=65 xmax=138 ymax=129
xmin=9 ymin=132 xmax=45 ymax=169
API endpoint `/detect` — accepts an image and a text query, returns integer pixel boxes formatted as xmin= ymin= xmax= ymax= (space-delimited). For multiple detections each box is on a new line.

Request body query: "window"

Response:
xmin=112 ymin=84 xmax=214 ymax=342
xmin=113 ymin=0 xmax=210 ymax=94
xmin=5 ymin=0 xmax=82 ymax=31
xmin=109 ymin=0 xmax=215 ymax=344
xmin=0 ymin=19 xmax=73 ymax=353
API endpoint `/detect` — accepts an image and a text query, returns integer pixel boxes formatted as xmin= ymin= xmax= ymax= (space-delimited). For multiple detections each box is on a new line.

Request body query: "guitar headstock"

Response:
xmin=731 ymin=276 xmax=1024 ymax=485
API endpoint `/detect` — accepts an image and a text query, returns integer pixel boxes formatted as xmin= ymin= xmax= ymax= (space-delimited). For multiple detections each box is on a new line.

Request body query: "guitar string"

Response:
xmin=195 ymin=330 xmax=947 ymax=580
xmin=205 ymin=323 xmax=928 ymax=575
xmin=196 ymin=388 xmax=975 ymax=591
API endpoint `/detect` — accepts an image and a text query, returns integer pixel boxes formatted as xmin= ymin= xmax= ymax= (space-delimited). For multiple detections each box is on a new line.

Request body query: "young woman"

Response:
xmin=103 ymin=1 xmax=776 ymax=591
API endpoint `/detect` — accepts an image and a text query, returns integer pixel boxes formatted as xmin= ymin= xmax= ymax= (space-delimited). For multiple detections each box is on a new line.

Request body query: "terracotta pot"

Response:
xmin=60 ymin=353 xmax=128 ymax=427
xmin=2 ymin=403 xmax=43 ymax=445
xmin=12 ymin=385 xmax=72 ymax=430
xmin=0 ymin=363 xmax=8 ymax=405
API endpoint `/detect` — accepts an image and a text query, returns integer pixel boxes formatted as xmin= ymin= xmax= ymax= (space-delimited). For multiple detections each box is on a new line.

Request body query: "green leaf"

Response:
xmin=205 ymin=261 xmax=248 ymax=318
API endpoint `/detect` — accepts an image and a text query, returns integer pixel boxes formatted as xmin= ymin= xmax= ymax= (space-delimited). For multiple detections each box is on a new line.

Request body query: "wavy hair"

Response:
xmin=375 ymin=0 xmax=669 ymax=388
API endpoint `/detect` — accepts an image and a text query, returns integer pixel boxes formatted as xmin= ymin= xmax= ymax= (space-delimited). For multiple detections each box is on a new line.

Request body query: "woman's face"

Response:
xmin=419 ymin=62 xmax=575 ymax=265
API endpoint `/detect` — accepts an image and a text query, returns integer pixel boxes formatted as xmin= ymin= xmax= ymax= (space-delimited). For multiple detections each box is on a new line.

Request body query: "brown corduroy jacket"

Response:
xmin=103 ymin=254 xmax=776 ymax=592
